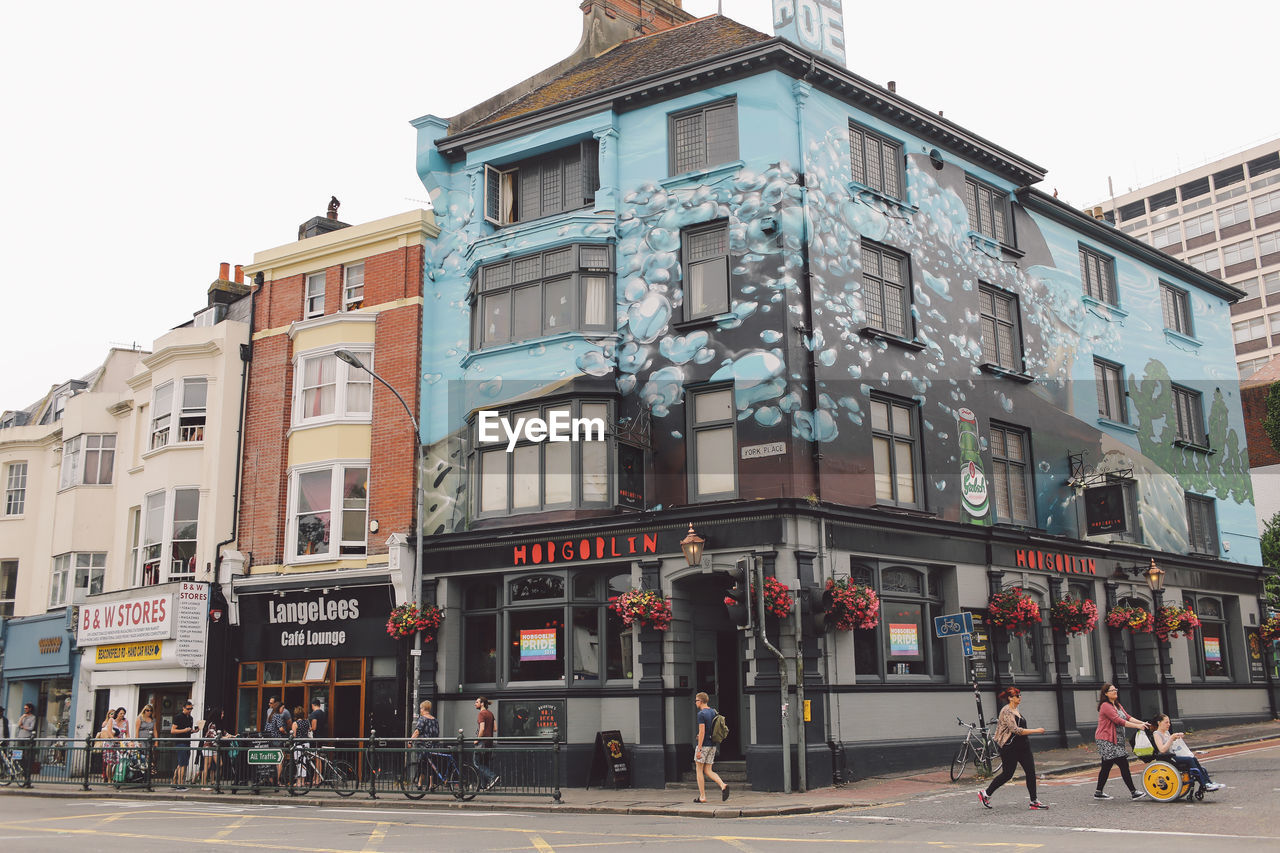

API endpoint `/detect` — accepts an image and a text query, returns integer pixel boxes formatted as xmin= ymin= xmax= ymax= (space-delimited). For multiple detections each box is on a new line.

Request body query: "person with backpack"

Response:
xmin=693 ymin=692 xmax=729 ymax=803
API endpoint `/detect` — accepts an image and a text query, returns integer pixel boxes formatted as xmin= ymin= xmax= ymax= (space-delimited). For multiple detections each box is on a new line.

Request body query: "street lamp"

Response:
xmin=335 ymin=349 xmax=424 ymax=735
xmin=1143 ymin=559 xmax=1171 ymax=716
xmin=679 ymin=524 xmax=705 ymax=567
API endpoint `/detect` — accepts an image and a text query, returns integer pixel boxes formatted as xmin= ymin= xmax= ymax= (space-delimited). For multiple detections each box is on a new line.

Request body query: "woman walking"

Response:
xmin=1094 ymin=683 xmax=1150 ymax=800
xmin=978 ymin=688 xmax=1048 ymax=810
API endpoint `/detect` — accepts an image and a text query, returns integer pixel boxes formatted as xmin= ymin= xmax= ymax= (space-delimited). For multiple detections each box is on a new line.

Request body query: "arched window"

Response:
xmin=1187 ymin=594 xmax=1230 ymax=680
xmin=850 ymin=560 xmax=947 ymax=681
xmin=1065 ymin=582 xmax=1100 ymax=680
xmin=1006 ymin=583 xmax=1047 ymax=682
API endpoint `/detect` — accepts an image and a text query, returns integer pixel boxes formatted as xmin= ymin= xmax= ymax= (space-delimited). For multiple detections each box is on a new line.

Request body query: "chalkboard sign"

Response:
xmin=1245 ymin=628 xmax=1266 ymax=682
xmin=966 ymin=610 xmax=993 ymax=682
xmin=586 ymin=730 xmax=631 ymax=789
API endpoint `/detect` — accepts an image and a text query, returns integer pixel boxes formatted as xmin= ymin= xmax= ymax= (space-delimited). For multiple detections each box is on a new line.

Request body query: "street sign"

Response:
xmin=247 ymin=749 xmax=282 ymax=764
xmin=934 ymin=611 xmax=974 ymax=638
xmin=961 ymin=632 xmax=974 ymax=657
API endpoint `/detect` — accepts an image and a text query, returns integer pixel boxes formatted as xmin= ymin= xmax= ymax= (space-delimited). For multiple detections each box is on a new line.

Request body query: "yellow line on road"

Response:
xmin=212 ymin=815 xmax=250 ymax=840
xmin=361 ymin=821 xmax=389 ymax=851
xmin=0 ymin=822 xmax=357 ymax=853
xmin=529 ymin=833 xmax=555 ymax=852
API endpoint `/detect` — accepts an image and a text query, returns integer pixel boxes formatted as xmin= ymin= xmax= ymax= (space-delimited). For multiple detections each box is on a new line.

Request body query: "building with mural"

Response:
xmin=225 ymin=202 xmax=437 ymax=739
xmin=406 ymin=1 xmax=1273 ymax=789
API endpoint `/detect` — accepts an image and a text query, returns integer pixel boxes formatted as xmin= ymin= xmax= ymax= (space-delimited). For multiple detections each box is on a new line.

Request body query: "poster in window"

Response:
xmin=500 ymin=699 xmax=564 ymax=739
xmin=1203 ymin=636 xmax=1222 ymax=663
xmin=1245 ymin=628 xmax=1266 ymax=681
xmin=520 ymin=628 xmax=557 ymax=661
xmin=889 ymin=623 xmax=919 ymax=656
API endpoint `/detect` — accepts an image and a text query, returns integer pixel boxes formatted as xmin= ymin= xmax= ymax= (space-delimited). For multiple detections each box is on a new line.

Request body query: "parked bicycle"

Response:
xmin=279 ymin=740 xmax=357 ymax=797
xmin=0 ymin=747 xmax=20 ymax=786
xmin=950 ymin=717 xmax=1002 ymax=781
xmin=400 ymin=748 xmax=479 ymax=801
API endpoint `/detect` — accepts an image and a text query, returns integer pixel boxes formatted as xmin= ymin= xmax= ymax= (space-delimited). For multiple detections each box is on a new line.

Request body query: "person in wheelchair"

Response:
xmin=1149 ymin=714 xmax=1223 ymax=792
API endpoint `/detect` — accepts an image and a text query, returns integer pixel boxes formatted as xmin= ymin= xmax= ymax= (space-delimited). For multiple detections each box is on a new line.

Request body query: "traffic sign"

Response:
xmin=247 ymin=749 xmax=282 ymax=764
xmin=934 ymin=611 xmax=974 ymax=638
xmin=961 ymin=632 xmax=974 ymax=657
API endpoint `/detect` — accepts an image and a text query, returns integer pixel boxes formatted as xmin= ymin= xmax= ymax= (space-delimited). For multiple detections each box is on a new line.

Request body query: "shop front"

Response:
xmin=2 ymin=611 xmax=79 ymax=747
xmin=76 ymin=581 xmax=210 ymax=743
xmin=231 ymin=580 xmax=401 ymax=738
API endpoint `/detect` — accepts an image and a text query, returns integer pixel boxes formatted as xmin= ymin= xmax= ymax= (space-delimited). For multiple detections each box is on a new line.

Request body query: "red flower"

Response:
xmin=386 ymin=602 xmax=445 ymax=640
xmin=1154 ymin=604 xmax=1200 ymax=642
xmin=1106 ymin=604 xmax=1153 ymax=634
xmin=987 ymin=588 xmax=1041 ymax=637
xmin=609 ymin=589 xmax=673 ymax=631
xmin=824 ymin=578 xmax=880 ymax=631
xmin=1049 ymin=597 xmax=1098 ymax=638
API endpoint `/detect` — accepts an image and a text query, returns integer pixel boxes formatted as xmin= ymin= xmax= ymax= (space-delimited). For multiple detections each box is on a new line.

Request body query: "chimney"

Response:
xmin=887 ymin=80 xmax=896 ymax=93
xmin=234 ymin=264 xmax=244 ymax=284
xmin=219 ymin=262 xmax=231 ymax=281
xmin=208 ymin=261 xmax=252 ymax=306
xmin=298 ymin=196 xmax=351 ymax=240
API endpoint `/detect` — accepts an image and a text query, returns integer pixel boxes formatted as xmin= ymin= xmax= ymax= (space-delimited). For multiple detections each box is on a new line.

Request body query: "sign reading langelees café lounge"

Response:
xmin=237 ymin=585 xmax=398 ymax=658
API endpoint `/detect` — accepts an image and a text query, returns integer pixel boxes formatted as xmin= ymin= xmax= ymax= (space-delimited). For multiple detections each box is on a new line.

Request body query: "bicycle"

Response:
xmin=0 ymin=748 xmax=20 ymax=786
xmin=400 ymin=748 xmax=479 ymax=801
xmin=279 ymin=740 xmax=357 ymax=797
xmin=950 ymin=717 xmax=1002 ymax=782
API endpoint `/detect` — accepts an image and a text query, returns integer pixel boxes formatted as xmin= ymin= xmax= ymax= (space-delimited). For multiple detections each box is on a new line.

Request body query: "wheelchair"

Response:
xmin=1140 ymin=751 xmax=1213 ymax=802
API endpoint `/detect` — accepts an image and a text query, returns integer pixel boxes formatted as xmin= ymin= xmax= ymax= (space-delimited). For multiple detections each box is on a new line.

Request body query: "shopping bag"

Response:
xmin=1133 ymin=730 xmax=1154 ymax=757
xmin=113 ymin=760 xmax=128 ymax=782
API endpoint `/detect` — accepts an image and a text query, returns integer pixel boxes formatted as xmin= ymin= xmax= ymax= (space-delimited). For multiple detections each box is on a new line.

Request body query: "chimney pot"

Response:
xmin=219 ymin=262 xmax=230 ymax=281
xmin=887 ymin=80 xmax=896 ymax=93
xmin=234 ymin=264 xmax=244 ymax=284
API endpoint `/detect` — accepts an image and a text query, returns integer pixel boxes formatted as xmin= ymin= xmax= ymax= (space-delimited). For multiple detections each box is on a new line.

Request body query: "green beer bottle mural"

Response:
xmin=957 ymin=408 xmax=991 ymax=526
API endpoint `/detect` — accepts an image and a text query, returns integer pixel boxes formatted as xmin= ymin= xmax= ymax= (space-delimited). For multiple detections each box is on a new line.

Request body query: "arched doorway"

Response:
xmin=677 ymin=573 xmax=747 ymax=760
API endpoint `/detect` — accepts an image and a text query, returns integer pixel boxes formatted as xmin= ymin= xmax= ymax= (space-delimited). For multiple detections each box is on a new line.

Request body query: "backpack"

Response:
xmin=711 ymin=713 xmax=729 ymax=745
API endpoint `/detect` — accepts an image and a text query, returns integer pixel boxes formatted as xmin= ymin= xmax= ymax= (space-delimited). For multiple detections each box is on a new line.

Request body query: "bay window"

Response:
xmin=289 ymin=463 xmax=368 ymax=561
xmin=137 ymin=487 xmax=201 ymax=586
xmin=293 ymin=349 xmax=373 ymax=426
xmin=150 ymin=378 xmax=208 ymax=449
xmin=471 ymin=244 xmax=612 ymax=348
xmin=60 ymin=434 xmax=115 ymax=487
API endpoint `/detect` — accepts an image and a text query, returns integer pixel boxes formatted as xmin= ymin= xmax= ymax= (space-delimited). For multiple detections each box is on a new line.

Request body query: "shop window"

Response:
xmin=263 ymin=662 xmax=284 ymax=683
xmin=464 ymin=579 xmax=500 ymax=684
xmin=1007 ymin=585 xmax=1046 ymax=682
xmin=1065 ymin=582 xmax=1099 ymax=680
xmin=851 ymin=561 xmax=946 ymax=680
xmin=472 ymin=399 xmax=611 ymax=516
xmin=240 ymin=663 xmax=259 ymax=682
xmin=336 ymin=659 xmax=364 ymax=682
xmin=1187 ymin=595 xmax=1230 ymax=679
xmin=288 ymin=463 xmax=368 ymax=561
xmin=286 ymin=660 xmax=305 ymax=682
xmin=509 ymin=606 xmax=565 ymax=683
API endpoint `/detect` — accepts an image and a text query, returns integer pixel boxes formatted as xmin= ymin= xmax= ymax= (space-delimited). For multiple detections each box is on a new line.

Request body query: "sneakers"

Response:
xmin=1130 ymin=790 xmax=1147 ymax=800
xmin=977 ymin=791 xmax=992 ymax=809
xmin=484 ymin=775 xmax=500 ymax=791
xmin=1093 ymin=791 xmax=1113 ymax=800
xmin=1029 ymin=800 xmax=1049 ymax=810
xmin=173 ymin=785 xmax=188 ymax=792
xmin=1205 ymin=782 xmax=1224 ymax=791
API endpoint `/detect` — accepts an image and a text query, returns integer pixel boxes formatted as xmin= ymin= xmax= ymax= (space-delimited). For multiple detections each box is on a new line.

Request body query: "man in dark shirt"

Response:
xmin=473 ymin=696 xmax=499 ymax=790
xmin=170 ymin=701 xmax=195 ymax=790
xmin=307 ymin=698 xmax=326 ymax=739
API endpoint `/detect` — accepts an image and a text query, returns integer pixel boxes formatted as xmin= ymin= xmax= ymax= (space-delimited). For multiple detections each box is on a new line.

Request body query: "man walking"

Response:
xmin=170 ymin=700 xmax=194 ymax=791
xmin=473 ymin=696 xmax=499 ymax=790
xmin=693 ymin=692 xmax=729 ymax=804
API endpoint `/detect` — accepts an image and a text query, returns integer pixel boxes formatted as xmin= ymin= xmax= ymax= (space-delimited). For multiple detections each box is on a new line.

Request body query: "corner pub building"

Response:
xmin=408 ymin=3 xmax=1276 ymax=789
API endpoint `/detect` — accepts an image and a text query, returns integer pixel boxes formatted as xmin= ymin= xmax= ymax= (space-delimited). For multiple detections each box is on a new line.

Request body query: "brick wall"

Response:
xmin=237 ymin=330 xmax=292 ymax=565
xmin=1242 ymin=381 xmax=1280 ymax=469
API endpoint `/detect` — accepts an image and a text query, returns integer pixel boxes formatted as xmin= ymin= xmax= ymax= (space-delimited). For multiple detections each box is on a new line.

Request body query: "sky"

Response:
xmin=2 ymin=0 xmax=1275 ymax=408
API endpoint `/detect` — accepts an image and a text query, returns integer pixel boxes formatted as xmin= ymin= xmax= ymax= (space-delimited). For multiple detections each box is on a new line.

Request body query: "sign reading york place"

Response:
xmin=237 ymin=585 xmax=398 ymax=659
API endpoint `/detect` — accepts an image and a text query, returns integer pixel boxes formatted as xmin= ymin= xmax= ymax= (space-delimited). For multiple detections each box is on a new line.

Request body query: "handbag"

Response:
xmin=1133 ymin=730 xmax=1154 ymax=757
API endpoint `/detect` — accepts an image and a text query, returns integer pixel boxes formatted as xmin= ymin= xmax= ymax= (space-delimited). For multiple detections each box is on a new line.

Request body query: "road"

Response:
xmin=0 ymin=741 xmax=1274 ymax=851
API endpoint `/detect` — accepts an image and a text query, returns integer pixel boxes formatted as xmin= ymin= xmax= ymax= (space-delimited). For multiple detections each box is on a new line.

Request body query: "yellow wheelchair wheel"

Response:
xmin=1142 ymin=760 xmax=1191 ymax=802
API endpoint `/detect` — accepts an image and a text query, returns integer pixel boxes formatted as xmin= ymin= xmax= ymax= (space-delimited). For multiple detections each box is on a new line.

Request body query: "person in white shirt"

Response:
xmin=1150 ymin=713 xmax=1222 ymax=792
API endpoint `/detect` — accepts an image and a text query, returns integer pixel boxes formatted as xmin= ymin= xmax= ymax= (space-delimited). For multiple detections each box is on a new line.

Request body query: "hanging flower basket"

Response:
xmin=723 ymin=577 xmax=793 ymax=620
xmin=1154 ymin=604 xmax=1201 ymax=642
xmin=1048 ymin=596 xmax=1099 ymax=638
xmin=1106 ymin=603 xmax=1154 ymax=634
xmin=609 ymin=588 xmax=673 ymax=631
xmin=825 ymin=578 xmax=881 ymax=631
xmin=386 ymin=602 xmax=445 ymax=641
xmin=987 ymin=588 xmax=1041 ymax=637
xmin=1260 ymin=615 xmax=1280 ymax=644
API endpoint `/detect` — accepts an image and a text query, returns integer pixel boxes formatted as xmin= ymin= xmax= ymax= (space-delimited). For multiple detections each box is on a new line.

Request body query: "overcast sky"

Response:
xmin=2 ymin=0 xmax=1274 ymax=407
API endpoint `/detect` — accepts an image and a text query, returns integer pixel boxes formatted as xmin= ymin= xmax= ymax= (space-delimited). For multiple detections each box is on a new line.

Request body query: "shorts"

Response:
xmin=694 ymin=745 xmax=717 ymax=765
xmin=174 ymin=747 xmax=191 ymax=765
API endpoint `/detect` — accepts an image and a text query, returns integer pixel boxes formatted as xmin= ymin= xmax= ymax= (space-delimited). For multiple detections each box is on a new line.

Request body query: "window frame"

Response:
xmin=49 ymin=551 xmax=105 ymax=608
xmin=291 ymin=348 xmax=374 ymax=428
xmin=1079 ymin=244 xmax=1118 ymax=305
xmin=869 ymin=394 xmax=922 ymax=508
xmin=964 ymin=176 xmax=1012 ymax=245
xmin=1093 ymin=358 xmax=1128 ymax=424
xmin=988 ymin=423 xmax=1034 ymax=526
xmin=472 ymin=398 xmax=614 ymax=517
xmin=60 ymin=434 xmax=116 ymax=489
xmin=1184 ymin=493 xmax=1218 ymax=556
xmin=0 ymin=559 xmax=15 ymax=622
xmin=470 ymin=244 xmax=614 ymax=349
xmin=1185 ymin=594 xmax=1230 ymax=681
xmin=483 ymin=139 xmax=600 ymax=226
xmin=860 ymin=240 xmax=913 ymax=340
xmin=4 ymin=461 xmax=27 ymax=516
xmin=1171 ymin=385 xmax=1207 ymax=448
xmin=1065 ymin=581 xmax=1101 ymax=680
xmin=978 ymin=284 xmax=1024 ymax=372
xmin=848 ymin=121 xmax=904 ymax=200
xmin=687 ymin=385 xmax=737 ymax=503
xmin=850 ymin=561 xmax=947 ymax=682
xmin=342 ymin=262 xmax=365 ymax=312
xmin=305 ymin=272 xmax=326 ymax=319
xmin=134 ymin=487 xmax=201 ymax=586
xmin=286 ymin=461 xmax=369 ymax=564
xmin=150 ymin=378 xmax=208 ymax=449
xmin=668 ymin=98 xmax=739 ymax=176
xmin=681 ymin=221 xmax=731 ymax=321
xmin=1159 ymin=282 xmax=1193 ymax=337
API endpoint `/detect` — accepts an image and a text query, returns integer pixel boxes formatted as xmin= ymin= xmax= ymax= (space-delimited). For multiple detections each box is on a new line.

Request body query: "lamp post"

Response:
xmin=335 ymin=349 xmax=423 ymax=735
xmin=1143 ymin=559 xmax=1171 ymax=716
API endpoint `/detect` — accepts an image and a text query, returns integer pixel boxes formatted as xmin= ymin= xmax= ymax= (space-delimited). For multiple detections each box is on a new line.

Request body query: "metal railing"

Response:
xmin=0 ymin=730 xmax=562 ymax=802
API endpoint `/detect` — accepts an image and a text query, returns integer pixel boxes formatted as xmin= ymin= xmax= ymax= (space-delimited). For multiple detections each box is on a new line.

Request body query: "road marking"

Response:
xmin=715 ymin=837 xmax=756 ymax=852
xmin=361 ymin=821 xmax=389 ymax=851
xmin=213 ymin=815 xmax=250 ymax=839
xmin=528 ymin=833 xmax=555 ymax=852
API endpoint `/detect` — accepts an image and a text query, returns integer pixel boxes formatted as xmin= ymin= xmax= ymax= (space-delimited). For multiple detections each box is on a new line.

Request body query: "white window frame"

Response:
xmin=50 ymin=552 xmax=105 ymax=608
xmin=291 ymin=347 xmax=373 ymax=428
xmin=305 ymin=271 xmax=326 ymax=318
xmin=0 ymin=559 xmax=15 ymax=621
xmin=134 ymin=488 xmax=201 ymax=586
xmin=343 ymin=262 xmax=365 ymax=311
xmin=60 ymin=434 xmax=115 ymax=488
xmin=286 ymin=461 xmax=369 ymax=563
xmin=5 ymin=461 xmax=27 ymax=516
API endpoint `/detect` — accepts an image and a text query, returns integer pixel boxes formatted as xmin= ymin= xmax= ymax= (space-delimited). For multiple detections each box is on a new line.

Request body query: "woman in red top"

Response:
xmin=1093 ymin=683 xmax=1150 ymax=800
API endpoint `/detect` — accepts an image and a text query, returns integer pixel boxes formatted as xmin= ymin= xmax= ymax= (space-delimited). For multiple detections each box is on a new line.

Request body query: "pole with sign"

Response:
xmin=935 ymin=612 xmax=986 ymax=730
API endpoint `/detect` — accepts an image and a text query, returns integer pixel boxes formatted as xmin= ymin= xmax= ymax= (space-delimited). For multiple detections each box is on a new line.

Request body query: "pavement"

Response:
xmin=4 ymin=718 xmax=1279 ymax=819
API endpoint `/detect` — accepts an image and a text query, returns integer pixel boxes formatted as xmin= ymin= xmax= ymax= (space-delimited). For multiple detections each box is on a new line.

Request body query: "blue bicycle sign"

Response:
xmin=934 ymin=612 xmax=974 ymax=638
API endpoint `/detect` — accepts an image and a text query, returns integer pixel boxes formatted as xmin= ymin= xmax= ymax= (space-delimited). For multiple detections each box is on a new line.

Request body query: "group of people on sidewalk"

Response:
xmin=978 ymin=682 xmax=1224 ymax=810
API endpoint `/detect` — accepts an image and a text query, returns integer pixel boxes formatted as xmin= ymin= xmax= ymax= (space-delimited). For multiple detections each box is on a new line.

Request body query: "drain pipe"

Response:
xmin=754 ymin=556 xmax=791 ymax=794
xmin=793 ymin=590 xmax=806 ymax=792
